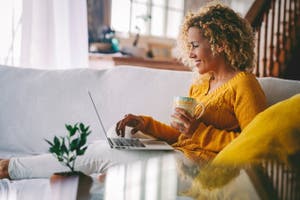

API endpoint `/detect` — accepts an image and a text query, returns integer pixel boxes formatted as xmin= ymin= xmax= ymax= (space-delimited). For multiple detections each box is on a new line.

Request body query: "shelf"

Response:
xmin=89 ymin=54 xmax=191 ymax=71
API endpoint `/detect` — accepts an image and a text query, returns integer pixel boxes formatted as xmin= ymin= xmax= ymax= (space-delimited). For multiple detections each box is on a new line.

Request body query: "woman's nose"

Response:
xmin=189 ymin=51 xmax=196 ymax=58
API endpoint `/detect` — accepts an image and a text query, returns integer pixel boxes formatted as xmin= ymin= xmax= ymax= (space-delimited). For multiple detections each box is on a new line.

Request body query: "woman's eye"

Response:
xmin=191 ymin=42 xmax=199 ymax=48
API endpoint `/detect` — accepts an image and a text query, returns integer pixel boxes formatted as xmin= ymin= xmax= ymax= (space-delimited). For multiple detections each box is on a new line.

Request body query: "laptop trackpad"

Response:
xmin=141 ymin=140 xmax=174 ymax=150
xmin=142 ymin=140 xmax=168 ymax=145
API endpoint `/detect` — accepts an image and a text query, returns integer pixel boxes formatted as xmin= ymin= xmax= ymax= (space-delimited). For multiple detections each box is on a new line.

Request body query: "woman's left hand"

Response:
xmin=171 ymin=107 xmax=200 ymax=137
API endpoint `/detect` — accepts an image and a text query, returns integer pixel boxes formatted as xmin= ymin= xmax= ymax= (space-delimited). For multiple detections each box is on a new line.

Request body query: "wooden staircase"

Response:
xmin=245 ymin=0 xmax=300 ymax=80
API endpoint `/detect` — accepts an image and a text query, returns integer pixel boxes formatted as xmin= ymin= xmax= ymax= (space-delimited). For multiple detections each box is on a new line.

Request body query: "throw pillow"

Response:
xmin=212 ymin=94 xmax=300 ymax=167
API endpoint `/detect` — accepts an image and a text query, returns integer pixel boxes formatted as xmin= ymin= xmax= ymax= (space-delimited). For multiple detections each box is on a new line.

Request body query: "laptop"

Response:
xmin=88 ymin=91 xmax=174 ymax=150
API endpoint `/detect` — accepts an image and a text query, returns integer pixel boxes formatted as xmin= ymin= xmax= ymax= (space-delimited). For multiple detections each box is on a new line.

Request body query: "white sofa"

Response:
xmin=0 ymin=64 xmax=300 ymax=199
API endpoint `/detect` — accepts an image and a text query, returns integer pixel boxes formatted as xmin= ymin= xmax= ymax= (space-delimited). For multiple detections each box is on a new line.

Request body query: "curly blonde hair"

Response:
xmin=177 ymin=2 xmax=255 ymax=74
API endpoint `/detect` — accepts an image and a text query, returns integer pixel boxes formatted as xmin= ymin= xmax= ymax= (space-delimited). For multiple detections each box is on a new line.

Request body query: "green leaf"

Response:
xmin=79 ymin=134 xmax=87 ymax=146
xmin=66 ymin=124 xmax=78 ymax=137
xmin=84 ymin=126 xmax=90 ymax=133
xmin=65 ymin=124 xmax=73 ymax=132
xmin=80 ymin=123 xmax=91 ymax=133
xmin=77 ymin=146 xmax=88 ymax=155
xmin=71 ymin=126 xmax=79 ymax=136
xmin=70 ymin=138 xmax=79 ymax=151
xmin=61 ymin=139 xmax=67 ymax=153
xmin=49 ymin=146 xmax=57 ymax=154
xmin=50 ymin=144 xmax=61 ymax=154
xmin=79 ymin=123 xmax=84 ymax=131
xmin=54 ymin=136 xmax=60 ymax=146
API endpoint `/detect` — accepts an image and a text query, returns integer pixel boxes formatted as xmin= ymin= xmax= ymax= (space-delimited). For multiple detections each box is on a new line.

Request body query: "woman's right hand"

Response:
xmin=115 ymin=114 xmax=146 ymax=137
xmin=170 ymin=107 xmax=200 ymax=138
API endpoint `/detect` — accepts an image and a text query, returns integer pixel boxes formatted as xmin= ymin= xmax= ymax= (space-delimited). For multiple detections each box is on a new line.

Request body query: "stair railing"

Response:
xmin=245 ymin=0 xmax=300 ymax=77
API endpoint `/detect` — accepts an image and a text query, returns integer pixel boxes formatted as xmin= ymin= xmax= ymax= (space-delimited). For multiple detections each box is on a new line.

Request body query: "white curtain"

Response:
xmin=0 ymin=0 xmax=88 ymax=69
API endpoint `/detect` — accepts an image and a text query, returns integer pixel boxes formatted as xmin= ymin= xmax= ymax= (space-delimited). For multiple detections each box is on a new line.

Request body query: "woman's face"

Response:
xmin=187 ymin=27 xmax=223 ymax=74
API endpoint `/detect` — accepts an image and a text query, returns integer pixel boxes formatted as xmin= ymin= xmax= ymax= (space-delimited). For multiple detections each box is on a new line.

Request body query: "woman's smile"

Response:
xmin=195 ymin=59 xmax=202 ymax=65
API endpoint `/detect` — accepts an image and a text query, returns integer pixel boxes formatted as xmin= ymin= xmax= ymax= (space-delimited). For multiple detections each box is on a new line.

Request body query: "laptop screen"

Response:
xmin=88 ymin=91 xmax=109 ymax=139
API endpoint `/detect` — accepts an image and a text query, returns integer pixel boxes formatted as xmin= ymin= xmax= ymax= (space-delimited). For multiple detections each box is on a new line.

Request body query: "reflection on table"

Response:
xmin=103 ymin=154 xmax=300 ymax=200
xmin=104 ymin=155 xmax=179 ymax=200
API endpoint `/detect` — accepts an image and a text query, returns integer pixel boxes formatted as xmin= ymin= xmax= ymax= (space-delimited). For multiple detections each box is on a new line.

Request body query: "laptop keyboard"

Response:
xmin=111 ymin=138 xmax=146 ymax=147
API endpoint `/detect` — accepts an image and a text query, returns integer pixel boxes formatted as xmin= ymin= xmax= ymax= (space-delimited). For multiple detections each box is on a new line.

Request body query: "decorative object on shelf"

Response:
xmin=120 ymin=14 xmax=151 ymax=58
xmin=120 ymin=26 xmax=146 ymax=58
xmin=46 ymin=123 xmax=93 ymax=200
xmin=89 ymin=26 xmax=119 ymax=53
xmin=147 ymin=42 xmax=174 ymax=60
xmin=132 ymin=14 xmax=151 ymax=47
xmin=132 ymin=26 xmax=140 ymax=47
xmin=120 ymin=46 xmax=146 ymax=58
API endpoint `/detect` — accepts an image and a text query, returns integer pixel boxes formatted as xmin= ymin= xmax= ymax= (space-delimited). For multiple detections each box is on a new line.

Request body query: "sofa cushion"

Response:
xmin=0 ymin=66 xmax=103 ymax=155
xmin=0 ymin=65 xmax=192 ymax=154
xmin=212 ymin=94 xmax=300 ymax=166
xmin=258 ymin=77 xmax=300 ymax=106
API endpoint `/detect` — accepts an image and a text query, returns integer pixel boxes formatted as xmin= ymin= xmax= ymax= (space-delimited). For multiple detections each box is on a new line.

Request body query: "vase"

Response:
xmin=50 ymin=171 xmax=93 ymax=200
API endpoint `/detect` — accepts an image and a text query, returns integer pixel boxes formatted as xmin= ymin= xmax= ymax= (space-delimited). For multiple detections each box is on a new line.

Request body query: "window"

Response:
xmin=111 ymin=0 xmax=184 ymax=38
xmin=0 ymin=0 xmax=22 ymax=66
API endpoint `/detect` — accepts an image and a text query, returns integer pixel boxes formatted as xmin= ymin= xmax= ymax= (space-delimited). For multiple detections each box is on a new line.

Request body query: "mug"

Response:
xmin=171 ymin=96 xmax=205 ymax=125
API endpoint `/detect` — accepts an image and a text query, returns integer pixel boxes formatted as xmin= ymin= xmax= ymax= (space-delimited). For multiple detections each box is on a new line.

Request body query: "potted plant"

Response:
xmin=45 ymin=123 xmax=93 ymax=199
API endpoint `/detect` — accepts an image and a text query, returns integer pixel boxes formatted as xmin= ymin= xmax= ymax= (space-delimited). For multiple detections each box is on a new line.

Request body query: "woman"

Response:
xmin=115 ymin=3 xmax=266 ymax=162
xmin=0 ymin=2 xmax=266 ymax=179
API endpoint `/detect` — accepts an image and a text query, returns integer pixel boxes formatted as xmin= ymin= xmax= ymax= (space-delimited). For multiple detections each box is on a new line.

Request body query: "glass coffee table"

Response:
xmin=91 ymin=154 xmax=299 ymax=200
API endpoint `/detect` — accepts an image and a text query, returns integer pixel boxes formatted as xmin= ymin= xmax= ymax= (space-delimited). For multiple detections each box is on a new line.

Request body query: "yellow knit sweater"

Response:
xmin=141 ymin=72 xmax=267 ymax=163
